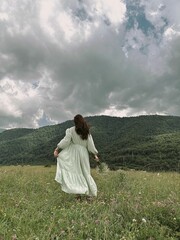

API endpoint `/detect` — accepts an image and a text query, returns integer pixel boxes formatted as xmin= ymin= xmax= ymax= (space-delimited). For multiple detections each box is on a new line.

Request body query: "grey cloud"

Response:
xmin=0 ymin=0 xmax=180 ymax=128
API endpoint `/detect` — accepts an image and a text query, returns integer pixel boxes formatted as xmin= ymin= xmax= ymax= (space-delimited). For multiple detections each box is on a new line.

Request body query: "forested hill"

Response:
xmin=0 ymin=115 xmax=180 ymax=171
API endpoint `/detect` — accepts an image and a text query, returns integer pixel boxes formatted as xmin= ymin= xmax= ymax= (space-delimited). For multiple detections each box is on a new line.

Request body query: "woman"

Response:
xmin=54 ymin=114 xmax=99 ymax=199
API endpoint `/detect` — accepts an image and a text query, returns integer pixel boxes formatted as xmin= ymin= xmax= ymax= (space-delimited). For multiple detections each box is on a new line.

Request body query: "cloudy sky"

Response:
xmin=0 ymin=0 xmax=180 ymax=129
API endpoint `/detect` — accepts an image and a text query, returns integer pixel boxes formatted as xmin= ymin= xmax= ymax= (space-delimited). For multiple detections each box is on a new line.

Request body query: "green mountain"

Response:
xmin=0 ymin=115 xmax=180 ymax=171
xmin=0 ymin=129 xmax=5 ymax=133
xmin=0 ymin=128 xmax=34 ymax=141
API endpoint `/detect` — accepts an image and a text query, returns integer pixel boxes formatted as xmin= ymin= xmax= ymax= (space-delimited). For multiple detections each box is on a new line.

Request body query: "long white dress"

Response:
xmin=55 ymin=126 xmax=98 ymax=196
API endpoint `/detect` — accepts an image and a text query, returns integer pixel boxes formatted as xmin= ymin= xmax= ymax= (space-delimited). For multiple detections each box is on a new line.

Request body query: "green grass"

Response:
xmin=0 ymin=166 xmax=179 ymax=240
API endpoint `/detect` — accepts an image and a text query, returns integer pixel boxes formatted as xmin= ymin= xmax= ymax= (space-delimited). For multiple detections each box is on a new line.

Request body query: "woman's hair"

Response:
xmin=74 ymin=114 xmax=90 ymax=140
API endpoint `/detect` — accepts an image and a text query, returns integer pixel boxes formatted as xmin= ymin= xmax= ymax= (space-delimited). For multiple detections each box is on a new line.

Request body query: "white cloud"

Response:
xmin=164 ymin=27 xmax=180 ymax=40
xmin=38 ymin=0 xmax=126 ymax=45
xmin=39 ymin=0 xmax=56 ymax=37
xmin=93 ymin=0 xmax=126 ymax=25
xmin=0 ymin=12 xmax=9 ymax=21
xmin=0 ymin=78 xmax=43 ymax=128
xmin=57 ymin=11 xmax=76 ymax=42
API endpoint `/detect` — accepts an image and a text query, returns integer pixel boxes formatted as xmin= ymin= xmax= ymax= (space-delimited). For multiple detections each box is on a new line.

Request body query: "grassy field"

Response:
xmin=0 ymin=165 xmax=179 ymax=240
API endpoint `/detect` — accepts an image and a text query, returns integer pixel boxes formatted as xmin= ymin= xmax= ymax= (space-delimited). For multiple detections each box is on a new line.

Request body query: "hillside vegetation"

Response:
xmin=0 ymin=115 xmax=180 ymax=171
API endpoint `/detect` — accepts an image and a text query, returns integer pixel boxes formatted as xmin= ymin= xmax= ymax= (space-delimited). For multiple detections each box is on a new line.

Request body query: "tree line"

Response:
xmin=0 ymin=115 xmax=180 ymax=171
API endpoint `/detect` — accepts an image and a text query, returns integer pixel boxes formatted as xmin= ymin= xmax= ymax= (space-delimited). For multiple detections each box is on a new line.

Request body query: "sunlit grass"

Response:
xmin=0 ymin=166 xmax=179 ymax=239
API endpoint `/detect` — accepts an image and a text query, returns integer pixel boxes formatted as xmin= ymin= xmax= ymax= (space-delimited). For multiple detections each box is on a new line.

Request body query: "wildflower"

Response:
xmin=12 ymin=234 xmax=17 ymax=240
xmin=60 ymin=230 xmax=65 ymax=235
xmin=132 ymin=219 xmax=137 ymax=222
xmin=142 ymin=218 xmax=147 ymax=223
xmin=95 ymin=219 xmax=100 ymax=224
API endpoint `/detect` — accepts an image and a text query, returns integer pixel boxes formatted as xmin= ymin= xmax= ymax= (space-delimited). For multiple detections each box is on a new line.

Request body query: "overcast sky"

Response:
xmin=0 ymin=0 xmax=180 ymax=129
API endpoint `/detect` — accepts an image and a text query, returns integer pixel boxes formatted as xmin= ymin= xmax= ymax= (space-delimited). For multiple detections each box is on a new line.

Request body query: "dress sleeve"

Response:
xmin=57 ymin=128 xmax=72 ymax=149
xmin=87 ymin=134 xmax=98 ymax=154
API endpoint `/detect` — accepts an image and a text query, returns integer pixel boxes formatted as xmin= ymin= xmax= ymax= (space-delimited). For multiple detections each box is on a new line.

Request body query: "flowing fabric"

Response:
xmin=55 ymin=126 xmax=98 ymax=196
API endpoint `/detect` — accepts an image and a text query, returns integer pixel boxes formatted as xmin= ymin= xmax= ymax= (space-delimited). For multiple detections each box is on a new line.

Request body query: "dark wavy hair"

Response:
xmin=74 ymin=114 xmax=90 ymax=140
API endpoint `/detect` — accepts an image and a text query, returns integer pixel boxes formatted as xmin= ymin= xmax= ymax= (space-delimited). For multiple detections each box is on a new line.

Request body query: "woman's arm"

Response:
xmin=87 ymin=134 xmax=99 ymax=161
xmin=54 ymin=128 xmax=72 ymax=157
xmin=57 ymin=128 xmax=72 ymax=149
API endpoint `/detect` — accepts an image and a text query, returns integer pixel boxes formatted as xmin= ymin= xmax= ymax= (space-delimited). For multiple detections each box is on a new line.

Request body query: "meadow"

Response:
xmin=0 ymin=165 xmax=179 ymax=240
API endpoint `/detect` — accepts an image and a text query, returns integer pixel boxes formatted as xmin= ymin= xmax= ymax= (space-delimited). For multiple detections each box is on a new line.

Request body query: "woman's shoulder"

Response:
xmin=65 ymin=126 xmax=74 ymax=134
xmin=67 ymin=126 xmax=75 ymax=133
xmin=68 ymin=126 xmax=78 ymax=137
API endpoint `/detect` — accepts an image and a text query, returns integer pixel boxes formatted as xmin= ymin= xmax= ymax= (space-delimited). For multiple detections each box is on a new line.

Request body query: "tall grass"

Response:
xmin=0 ymin=166 xmax=179 ymax=240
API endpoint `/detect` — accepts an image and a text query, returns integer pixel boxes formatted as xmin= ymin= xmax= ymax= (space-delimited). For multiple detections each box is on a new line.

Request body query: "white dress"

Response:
xmin=55 ymin=126 xmax=98 ymax=196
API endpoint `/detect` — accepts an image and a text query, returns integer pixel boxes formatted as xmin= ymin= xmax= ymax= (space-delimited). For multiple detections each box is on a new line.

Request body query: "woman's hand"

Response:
xmin=54 ymin=148 xmax=59 ymax=158
xmin=94 ymin=155 xmax=99 ymax=162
